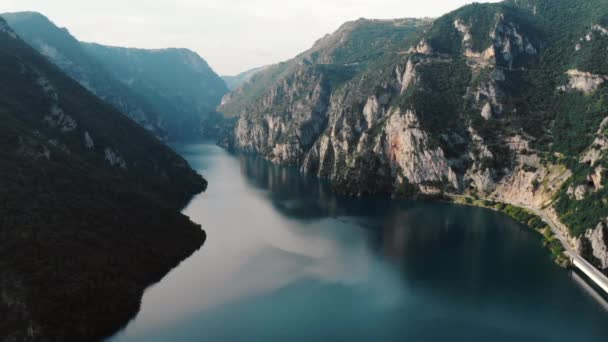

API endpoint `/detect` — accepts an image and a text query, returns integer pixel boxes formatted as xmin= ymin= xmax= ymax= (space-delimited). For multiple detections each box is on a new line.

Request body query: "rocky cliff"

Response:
xmin=220 ymin=0 xmax=608 ymax=272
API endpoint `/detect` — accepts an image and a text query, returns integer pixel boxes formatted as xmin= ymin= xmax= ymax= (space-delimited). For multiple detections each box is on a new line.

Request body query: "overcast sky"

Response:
xmin=0 ymin=0 xmax=499 ymax=75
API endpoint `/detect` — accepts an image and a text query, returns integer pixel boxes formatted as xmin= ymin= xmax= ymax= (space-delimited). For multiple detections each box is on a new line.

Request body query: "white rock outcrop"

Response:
xmin=585 ymin=221 xmax=608 ymax=270
xmin=400 ymin=59 xmax=416 ymax=94
xmin=44 ymin=105 xmax=77 ymax=132
xmin=384 ymin=109 xmax=458 ymax=192
xmin=84 ymin=132 xmax=94 ymax=149
xmin=566 ymin=69 xmax=607 ymax=94
xmin=104 ymin=148 xmax=127 ymax=170
xmin=481 ymin=103 xmax=493 ymax=120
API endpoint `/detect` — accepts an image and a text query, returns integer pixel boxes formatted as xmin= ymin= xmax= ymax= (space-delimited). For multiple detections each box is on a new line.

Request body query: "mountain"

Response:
xmin=218 ymin=18 xmax=430 ymax=118
xmin=2 ymin=12 xmax=229 ymax=141
xmin=219 ymin=0 xmax=608 ymax=272
xmin=0 ymin=18 xmax=206 ymax=341
xmin=82 ymin=43 xmax=229 ymax=140
xmin=1 ymin=12 xmax=168 ymax=139
xmin=222 ymin=65 xmax=268 ymax=90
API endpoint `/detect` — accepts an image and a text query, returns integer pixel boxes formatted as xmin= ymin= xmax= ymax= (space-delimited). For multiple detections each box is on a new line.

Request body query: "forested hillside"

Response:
xmin=0 ymin=18 xmax=207 ymax=341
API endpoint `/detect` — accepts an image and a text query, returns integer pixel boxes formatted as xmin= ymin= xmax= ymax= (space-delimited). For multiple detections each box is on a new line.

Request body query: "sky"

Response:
xmin=0 ymin=0 xmax=500 ymax=75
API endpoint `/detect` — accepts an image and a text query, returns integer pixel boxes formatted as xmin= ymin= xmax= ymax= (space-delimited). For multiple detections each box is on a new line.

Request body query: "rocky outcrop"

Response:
xmin=221 ymin=1 xmax=608 ymax=268
xmin=104 ymin=148 xmax=127 ymax=170
xmin=575 ymin=221 xmax=608 ymax=271
xmin=581 ymin=116 xmax=608 ymax=166
xmin=566 ymin=69 xmax=608 ymax=94
xmin=585 ymin=221 xmax=608 ymax=269
xmin=383 ymin=109 xmax=459 ymax=192
xmin=223 ymin=10 xmax=544 ymax=197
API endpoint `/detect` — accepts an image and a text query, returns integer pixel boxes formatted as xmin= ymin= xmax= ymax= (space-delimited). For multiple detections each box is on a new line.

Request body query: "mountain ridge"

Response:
xmin=2 ymin=11 xmax=229 ymax=141
xmin=219 ymin=0 xmax=608 ymax=274
xmin=0 ymin=17 xmax=207 ymax=341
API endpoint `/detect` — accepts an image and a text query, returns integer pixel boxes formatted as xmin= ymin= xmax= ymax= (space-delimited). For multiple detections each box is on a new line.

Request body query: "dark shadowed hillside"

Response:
xmin=2 ymin=12 xmax=229 ymax=141
xmin=1 ymin=12 xmax=169 ymax=140
xmin=82 ymin=43 xmax=229 ymax=140
xmin=0 ymin=18 xmax=207 ymax=341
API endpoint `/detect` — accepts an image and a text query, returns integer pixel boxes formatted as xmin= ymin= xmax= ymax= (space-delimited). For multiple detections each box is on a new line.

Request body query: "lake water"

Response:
xmin=110 ymin=142 xmax=608 ymax=341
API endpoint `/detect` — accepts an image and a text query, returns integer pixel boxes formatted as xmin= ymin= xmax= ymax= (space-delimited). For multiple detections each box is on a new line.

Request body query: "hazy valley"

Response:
xmin=2 ymin=0 xmax=608 ymax=341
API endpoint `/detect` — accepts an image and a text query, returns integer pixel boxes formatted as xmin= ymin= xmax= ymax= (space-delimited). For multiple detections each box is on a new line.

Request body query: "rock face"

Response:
xmin=220 ymin=1 xmax=608 ymax=270
xmin=221 ymin=11 xmax=540 ymax=197
xmin=582 ymin=222 xmax=608 ymax=269
xmin=566 ymin=69 xmax=607 ymax=94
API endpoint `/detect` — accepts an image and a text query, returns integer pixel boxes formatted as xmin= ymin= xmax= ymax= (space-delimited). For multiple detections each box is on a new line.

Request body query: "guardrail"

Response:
xmin=569 ymin=252 xmax=608 ymax=295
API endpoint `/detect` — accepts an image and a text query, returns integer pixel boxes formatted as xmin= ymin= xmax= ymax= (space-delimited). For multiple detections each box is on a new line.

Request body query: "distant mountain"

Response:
xmin=219 ymin=0 xmax=608 ymax=272
xmin=0 ymin=17 xmax=206 ymax=341
xmin=218 ymin=18 xmax=429 ymax=118
xmin=2 ymin=11 xmax=229 ymax=141
xmin=2 ymin=12 xmax=169 ymax=139
xmin=82 ymin=43 xmax=229 ymax=140
xmin=222 ymin=65 xmax=268 ymax=90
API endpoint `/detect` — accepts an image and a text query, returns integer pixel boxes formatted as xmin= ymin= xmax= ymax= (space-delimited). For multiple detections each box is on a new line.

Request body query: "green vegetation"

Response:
xmin=454 ymin=196 xmax=567 ymax=263
xmin=502 ymin=205 xmax=545 ymax=229
xmin=541 ymin=227 xmax=568 ymax=264
xmin=219 ymin=62 xmax=291 ymax=118
xmin=219 ymin=18 xmax=429 ymax=119
xmin=3 ymin=12 xmax=229 ymax=140
xmin=83 ymin=43 xmax=229 ymax=140
xmin=320 ymin=19 xmax=422 ymax=65
xmin=555 ymin=179 xmax=608 ymax=237
xmin=1 ymin=12 xmax=168 ymax=139
xmin=500 ymin=205 xmax=568 ymax=264
xmin=0 ymin=20 xmax=206 ymax=341
xmin=219 ymin=0 xmax=608 ymax=246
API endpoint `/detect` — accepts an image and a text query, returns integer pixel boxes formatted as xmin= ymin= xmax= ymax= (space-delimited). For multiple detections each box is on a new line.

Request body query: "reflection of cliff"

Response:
xmin=233 ymin=149 xmax=606 ymax=316
xmin=378 ymin=203 xmax=556 ymax=302
xmin=239 ymin=153 xmax=340 ymax=219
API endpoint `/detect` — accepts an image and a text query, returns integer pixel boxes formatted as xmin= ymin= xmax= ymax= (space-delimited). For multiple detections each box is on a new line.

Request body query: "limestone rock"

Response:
xmin=584 ymin=221 xmax=608 ymax=270
xmin=481 ymin=103 xmax=493 ymax=120
xmin=84 ymin=132 xmax=94 ymax=149
xmin=566 ymin=69 xmax=607 ymax=94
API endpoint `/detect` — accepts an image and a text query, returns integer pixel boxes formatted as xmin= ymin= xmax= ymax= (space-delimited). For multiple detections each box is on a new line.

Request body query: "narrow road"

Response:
xmin=447 ymin=194 xmax=608 ymax=295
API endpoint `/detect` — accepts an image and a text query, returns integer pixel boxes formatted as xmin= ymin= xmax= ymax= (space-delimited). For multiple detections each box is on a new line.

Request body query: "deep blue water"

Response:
xmin=110 ymin=142 xmax=608 ymax=341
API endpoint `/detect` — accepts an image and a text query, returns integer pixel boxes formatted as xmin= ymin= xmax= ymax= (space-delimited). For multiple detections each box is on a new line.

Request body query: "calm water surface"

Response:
xmin=110 ymin=142 xmax=608 ymax=341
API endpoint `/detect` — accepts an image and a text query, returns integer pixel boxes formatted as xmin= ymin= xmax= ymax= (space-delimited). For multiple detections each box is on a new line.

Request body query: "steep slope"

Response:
xmin=0 ymin=18 xmax=206 ymax=341
xmin=2 ymin=12 xmax=168 ymax=139
xmin=220 ymin=1 xmax=608 ymax=273
xmin=222 ymin=65 xmax=268 ymax=90
xmin=218 ymin=18 xmax=431 ymax=118
xmin=82 ymin=43 xmax=229 ymax=140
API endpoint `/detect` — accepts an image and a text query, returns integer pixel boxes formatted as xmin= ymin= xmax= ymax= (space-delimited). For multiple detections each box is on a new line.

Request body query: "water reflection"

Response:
xmin=110 ymin=143 xmax=608 ymax=342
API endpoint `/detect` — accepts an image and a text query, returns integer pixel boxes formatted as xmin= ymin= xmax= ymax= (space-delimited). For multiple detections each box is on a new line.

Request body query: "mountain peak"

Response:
xmin=1 ymin=11 xmax=55 ymax=27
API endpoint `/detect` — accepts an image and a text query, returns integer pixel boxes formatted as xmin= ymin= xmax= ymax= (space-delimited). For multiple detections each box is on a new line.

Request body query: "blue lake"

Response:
xmin=110 ymin=142 xmax=608 ymax=341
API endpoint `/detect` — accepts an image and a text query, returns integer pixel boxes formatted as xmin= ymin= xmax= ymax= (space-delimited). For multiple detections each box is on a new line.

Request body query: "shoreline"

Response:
xmin=444 ymin=194 xmax=569 ymax=265
xmin=444 ymin=193 xmax=608 ymax=298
